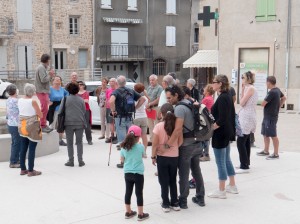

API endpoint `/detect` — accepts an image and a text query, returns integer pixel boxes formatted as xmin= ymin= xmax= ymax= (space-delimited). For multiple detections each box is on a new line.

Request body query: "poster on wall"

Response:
xmin=239 ymin=63 xmax=268 ymax=104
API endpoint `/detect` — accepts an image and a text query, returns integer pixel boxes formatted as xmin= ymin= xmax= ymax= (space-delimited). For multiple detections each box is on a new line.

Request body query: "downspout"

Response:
xmin=91 ymin=0 xmax=95 ymax=80
xmin=285 ymin=0 xmax=292 ymax=109
xmin=49 ymin=0 xmax=53 ymax=67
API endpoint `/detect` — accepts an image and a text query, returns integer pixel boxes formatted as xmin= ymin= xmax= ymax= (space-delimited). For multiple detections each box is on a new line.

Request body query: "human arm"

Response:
xmin=261 ymin=90 xmax=275 ymax=107
xmin=214 ymin=96 xmax=228 ymax=128
xmin=240 ymin=86 xmax=254 ymax=107
xmin=167 ymin=117 xmax=184 ymax=146
xmin=280 ymin=95 xmax=286 ymax=108
xmin=109 ymin=95 xmax=117 ymax=114
xmin=32 ymin=99 xmax=43 ymax=118
xmin=37 ymin=66 xmax=53 ymax=83
xmin=83 ymin=91 xmax=89 ymax=103
xmin=135 ymin=95 xmax=146 ymax=110
xmin=151 ymin=133 xmax=159 ymax=166
xmin=194 ymin=88 xmax=200 ymax=102
xmin=178 ymin=133 xmax=183 ymax=146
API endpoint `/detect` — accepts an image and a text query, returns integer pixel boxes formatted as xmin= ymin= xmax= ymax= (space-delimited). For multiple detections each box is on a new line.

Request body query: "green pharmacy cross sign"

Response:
xmin=198 ymin=6 xmax=218 ymax=27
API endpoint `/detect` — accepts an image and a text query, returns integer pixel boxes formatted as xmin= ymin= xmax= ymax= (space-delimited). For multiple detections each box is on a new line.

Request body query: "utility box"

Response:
xmin=287 ymin=104 xmax=294 ymax=110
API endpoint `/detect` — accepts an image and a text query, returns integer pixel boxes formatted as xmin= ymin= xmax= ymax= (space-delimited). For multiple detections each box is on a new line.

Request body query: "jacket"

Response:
xmin=19 ymin=115 xmax=42 ymax=142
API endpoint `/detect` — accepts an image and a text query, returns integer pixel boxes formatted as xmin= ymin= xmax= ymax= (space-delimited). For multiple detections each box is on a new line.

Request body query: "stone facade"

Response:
xmin=0 ymin=0 xmax=93 ymax=81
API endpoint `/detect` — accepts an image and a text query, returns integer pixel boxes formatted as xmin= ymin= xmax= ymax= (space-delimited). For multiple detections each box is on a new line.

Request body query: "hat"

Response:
xmin=128 ymin=125 xmax=142 ymax=137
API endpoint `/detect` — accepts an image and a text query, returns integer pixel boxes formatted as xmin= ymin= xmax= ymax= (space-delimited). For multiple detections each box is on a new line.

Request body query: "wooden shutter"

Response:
xmin=17 ymin=0 xmax=33 ymax=30
xmin=267 ymin=0 xmax=276 ymax=21
xmin=78 ymin=49 xmax=88 ymax=68
xmin=128 ymin=0 xmax=137 ymax=10
xmin=166 ymin=0 xmax=176 ymax=14
xmin=101 ymin=0 xmax=112 ymax=8
xmin=256 ymin=0 xmax=267 ymax=22
xmin=166 ymin=26 xmax=176 ymax=47
xmin=26 ymin=46 xmax=33 ymax=71
xmin=17 ymin=46 xmax=32 ymax=72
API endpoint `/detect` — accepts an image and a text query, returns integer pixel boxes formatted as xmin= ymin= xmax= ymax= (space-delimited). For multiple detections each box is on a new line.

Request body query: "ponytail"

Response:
xmin=120 ymin=132 xmax=138 ymax=150
xmin=160 ymin=103 xmax=176 ymax=137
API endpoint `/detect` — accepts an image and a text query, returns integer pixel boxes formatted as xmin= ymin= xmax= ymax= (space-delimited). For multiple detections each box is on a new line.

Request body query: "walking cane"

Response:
xmin=107 ymin=113 xmax=115 ymax=166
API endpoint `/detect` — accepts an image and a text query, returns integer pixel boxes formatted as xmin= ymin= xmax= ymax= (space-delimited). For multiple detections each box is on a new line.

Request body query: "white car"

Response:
xmin=0 ymin=79 xmax=12 ymax=99
xmin=86 ymin=81 xmax=136 ymax=125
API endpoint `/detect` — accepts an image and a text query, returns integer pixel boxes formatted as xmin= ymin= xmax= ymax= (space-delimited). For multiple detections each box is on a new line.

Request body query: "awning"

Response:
xmin=103 ymin=17 xmax=143 ymax=24
xmin=183 ymin=50 xmax=218 ymax=68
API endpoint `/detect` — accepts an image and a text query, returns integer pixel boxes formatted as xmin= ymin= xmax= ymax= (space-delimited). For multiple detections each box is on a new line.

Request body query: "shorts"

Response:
xmin=261 ymin=117 xmax=278 ymax=137
xmin=106 ymin=108 xmax=113 ymax=124
xmin=133 ymin=118 xmax=148 ymax=135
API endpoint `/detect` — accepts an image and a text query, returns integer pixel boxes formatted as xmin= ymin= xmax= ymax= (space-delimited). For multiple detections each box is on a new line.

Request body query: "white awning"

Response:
xmin=183 ymin=50 xmax=218 ymax=68
xmin=103 ymin=17 xmax=143 ymax=24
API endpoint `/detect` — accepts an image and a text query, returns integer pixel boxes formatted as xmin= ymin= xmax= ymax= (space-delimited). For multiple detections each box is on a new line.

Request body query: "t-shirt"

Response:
xmin=6 ymin=97 xmax=19 ymax=126
xmin=174 ymin=99 xmax=196 ymax=146
xmin=153 ymin=122 xmax=179 ymax=157
xmin=158 ymin=90 xmax=166 ymax=107
xmin=264 ymin=87 xmax=284 ymax=119
xmin=111 ymin=87 xmax=141 ymax=116
xmin=49 ymin=87 xmax=69 ymax=111
xmin=105 ymin=88 xmax=115 ymax=109
xmin=120 ymin=143 xmax=145 ymax=175
xmin=77 ymin=91 xmax=90 ymax=111
xmin=135 ymin=96 xmax=148 ymax=119
xmin=229 ymin=87 xmax=236 ymax=97
xmin=201 ymin=95 xmax=214 ymax=112
xmin=147 ymin=84 xmax=163 ymax=103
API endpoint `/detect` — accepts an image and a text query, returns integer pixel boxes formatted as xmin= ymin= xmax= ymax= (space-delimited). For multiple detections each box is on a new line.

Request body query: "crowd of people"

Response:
xmin=5 ymin=53 xmax=286 ymax=221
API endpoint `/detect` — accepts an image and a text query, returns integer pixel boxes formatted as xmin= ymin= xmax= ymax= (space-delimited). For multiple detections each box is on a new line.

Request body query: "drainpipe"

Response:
xmin=91 ymin=0 xmax=95 ymax=80
xmin=285 ymin=0 xmax=292 ymax=109
xmin=49 ymin=0 xmax=53 ymax=67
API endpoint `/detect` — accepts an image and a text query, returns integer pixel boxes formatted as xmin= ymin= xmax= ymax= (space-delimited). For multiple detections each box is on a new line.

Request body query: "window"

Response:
xmin=113 ymin=65 xmax=117 ymax=71
xmin=101 ymin=0 xmax=112 ymax=9
xmin=54 ymin=50 xmax=67 ymax=70
xmin=166 ymin=0 xmax=176 ymax=14
xmin=175 ymin=64 xmax=180 ymax=72
xmin=17 ymin=0 xmax=32 ymax=31
xmin=17 ymin=45 xmax=33 ymax=76
xmin=153 ymin=59 xmax=166 ymax=76
xmin=120 ymin=65 xmax=123 ymax=71
xmin=78 ymin=49 xmax=88 ymax=68
xmin=194 ymin=28 xmax=199 ymax=43
xmin=166 ymin=26 xmax=176 ymax=47
xmin=256 ymin=0 xmax=276 ymax=22
xmin=69 ymin=17 xmax=79 ymax=35
xmin=128 ymin=0 xmax=137 ymax=11
xmin=69 ymin=0 xmax=78 ymax=2
xmin=107 ymin=65 xmax=110 ymax=71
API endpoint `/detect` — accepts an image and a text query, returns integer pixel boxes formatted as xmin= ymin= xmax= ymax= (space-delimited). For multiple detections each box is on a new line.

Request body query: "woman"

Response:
xmin=60 ymin=82 xmax=87 ymax=167
xmin=18 ymin=84 xmax=43 ymax=177
xmin=236 ymin=71 xmax=258 ymax=174
xmin=48 ymin=76 xmax=68 ymax=146
xmin=208 ymin=75 xmax=238 ymax=199
xmin=133 ymin=83 xmax=148 ymax=156
xmin=6 ymin=84 xmax=20 ymax=168
xmin=77 ymin=81 xmax=93 ymax=145
xmin=187 ymin=78 xmax=200 ymax=102
xmin=96 ymin=77 xmax=110 ymax=140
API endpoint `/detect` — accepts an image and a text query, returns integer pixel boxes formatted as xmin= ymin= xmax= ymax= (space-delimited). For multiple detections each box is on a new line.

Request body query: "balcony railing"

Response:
xmin=0 ymin=18 xmax=14 ymax=37
xmin=99 ymin=45 xmax=153 ymax=61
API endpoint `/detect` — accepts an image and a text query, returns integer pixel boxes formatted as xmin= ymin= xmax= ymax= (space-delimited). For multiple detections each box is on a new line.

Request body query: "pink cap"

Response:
xmin=128 ymin=125 xmax=142 ymax=137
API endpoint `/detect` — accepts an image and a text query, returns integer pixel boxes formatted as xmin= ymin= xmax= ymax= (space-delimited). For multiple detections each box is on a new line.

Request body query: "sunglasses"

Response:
xmin=212 ymin=81 xmax=219 ymax=84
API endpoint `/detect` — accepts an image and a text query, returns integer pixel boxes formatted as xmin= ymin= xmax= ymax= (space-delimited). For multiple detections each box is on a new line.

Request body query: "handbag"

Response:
xmin=57 ymin=97 xmax=67 ymax=133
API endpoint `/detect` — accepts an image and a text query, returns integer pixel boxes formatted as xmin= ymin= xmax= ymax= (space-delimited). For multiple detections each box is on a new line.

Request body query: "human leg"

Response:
xmin=20 ymin=136 xmax=29 ymax=171
xmin=8 ymin=125 xmax=21 ymax=165
xmin=65 ymin=126 xmax=75 ymax=162
xmin=237 ymin=135 xmax=250 ymax=169
xmin=84 ymin=110 xmax=92 ymax=143
xmin=36 ymin=93 xmax=49 ymax=128
xmin=147 ymin=117 xmax=154 ymax=141
xmin=124 ymin=173 xmax=135 ymax=212
xmin=157 ymin=156 xmax=171 ymax=206
xmin=169 ymin=157 xmax=179 ymax=206
xmin=225 ymin=145 xmax=236 ymax=186
xmin=74 ymin=127 xmax=84 ymax=163
xmin=27 ymin=140 xmax=38 ymax=172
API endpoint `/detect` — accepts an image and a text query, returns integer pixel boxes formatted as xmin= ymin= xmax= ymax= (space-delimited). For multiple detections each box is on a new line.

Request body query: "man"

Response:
xmin=70 ymin=72 xmax=78 ymax=84
xmin=186 ymin=78 xmax=200 ymax=102
xmin=165 ymin=85 xmax=205 ymax=209
xmin=34 ymin=54 xmax=55 ymax=133
xmin=146 ymin=74 xmax=163 ymax=145
xmin=257 ymin=76 xmax=286 ymax=159
xmin=110 ymin=76 xmax=146 ymax=168
xmin=229 ymin=86 xmax=237 ymax=103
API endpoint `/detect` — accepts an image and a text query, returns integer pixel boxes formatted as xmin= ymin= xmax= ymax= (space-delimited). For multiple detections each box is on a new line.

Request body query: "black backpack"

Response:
xmin=177 ymin=101 xmax=215 ymax=141
xmin=117 ymin=87 xmax=135 ymax=117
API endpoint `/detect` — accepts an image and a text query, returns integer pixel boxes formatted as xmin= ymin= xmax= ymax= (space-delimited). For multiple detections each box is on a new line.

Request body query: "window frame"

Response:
xmin=166 ymin=0 xmax=176 ymax=14
xmin=69 ymin=16 xmax=80 ymax=35
xmin=128 ymin=0 xmax=138 ymax=11
xmin=153 ymin=59 xmax=166 ymax=76
xmin=101 ymin=0 xmax=112 ymax=9
xmin=256 ymin=0 xmax=276 ymax=22
xmin=166 ymin=26 xmax=176 ymax=47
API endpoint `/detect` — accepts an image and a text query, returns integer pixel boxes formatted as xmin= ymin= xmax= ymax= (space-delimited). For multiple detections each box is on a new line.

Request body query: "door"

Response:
xmin=111 ymin=27 xmax=128 ymax=58
xmin=17 ymin=45 xmax=33 ymax=78
xmin=54 ymin=50 xmax=67 ymax=70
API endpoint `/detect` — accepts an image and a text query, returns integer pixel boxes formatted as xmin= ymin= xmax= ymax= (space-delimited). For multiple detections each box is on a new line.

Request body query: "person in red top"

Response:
xmin=201 ymin=84 xmax=215 ymax=113
xmin=77 ymin=81 xmax=93 ymax=145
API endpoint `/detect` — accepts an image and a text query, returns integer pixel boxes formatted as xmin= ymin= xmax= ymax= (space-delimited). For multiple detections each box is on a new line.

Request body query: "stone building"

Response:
xmin=0 ymin=0 xmax=93 ymax=81
xmin=184 ymin=0 xmax=300 ymax=110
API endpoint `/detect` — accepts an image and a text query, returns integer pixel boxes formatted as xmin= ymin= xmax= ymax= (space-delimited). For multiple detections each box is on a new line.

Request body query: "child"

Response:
xmin=151 ymin=103 xmax=183 ymax=213
xmin=120 ymin=125 xmax=149 ymax=221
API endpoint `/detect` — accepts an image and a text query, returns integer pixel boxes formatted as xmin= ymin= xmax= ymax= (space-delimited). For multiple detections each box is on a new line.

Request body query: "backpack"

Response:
xmin=177 ymin=101 xmax=215 ymax=141
xmin=117 ymin=87 xmax=135 ymax=117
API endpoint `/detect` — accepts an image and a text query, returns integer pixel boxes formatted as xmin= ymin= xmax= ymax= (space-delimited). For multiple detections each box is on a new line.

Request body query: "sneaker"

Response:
xmin=105 ymin=138 xmax=112 ymax=143
xmin=170 ymin=204 xmax=181 ymax=211
xmin=200 ymin=156 xmax=210 ymax=162
xmin=179 ymin=199 xmax=188 ymax=209
xmin=112 ymin=137 xmax=118 ymax=144
xmin=88 ymin=141 xmax=93 ymax=145
xmin=98 ymin=136 xmax=105 ymax=140
xmin=266 ymin=154 xmax=279 ymax=160
xmin=257 ymin=150 xmax=270 ymax=156
xmin=137 ymin=213 xmax=149 ymax=221
xmin=235 ymin=168 xmax=250 ymax=174
xmin=189 ymin=179 xmax=196 ymax=189
xmin=65 ymin=161 xmax=74 ymax=167
xmin=79 ymin=161 xmax=85 ymax=167
xmin=161 ymin=204 xmax=171 ymax=213
xmin=192 ymin=196 xmax=205 ymax=207
xmin=117 ymin=163 xmax=124 ymax=168
xmin=116 ymin=144 xmax=121 ymax=150
xmin=42 ymin=126 xmax=53 ymax=133
xmin=208 ymin=190 xmax=227 ymax=199
xmin=225 ymin=185 xmax=239 ymax=194
xmin=20 ymin=170 xmax=28 ymax=175
xmin=59 ymin=140 xmax=67 ymax=146
xmin=147 ymin=142 xmax=152 ymax=146
xmin=9 ymin=163 xmax=20 ymax=168
xmin=27 ymin=170 xmax=42 ymax=177
xmin=125 ymin=210 xmax=137 ymax=219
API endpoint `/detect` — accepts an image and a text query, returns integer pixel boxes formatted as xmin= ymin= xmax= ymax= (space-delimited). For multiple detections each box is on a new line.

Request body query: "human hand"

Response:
xmin=49 ymin=101 xmax=53 ymax=106
xmin=151 ymin=157 xmax=156 ymax=166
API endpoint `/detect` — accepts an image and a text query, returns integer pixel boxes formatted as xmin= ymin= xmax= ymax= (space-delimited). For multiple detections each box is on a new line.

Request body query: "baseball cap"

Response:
xmin=128 ymin=125 xmax=142 ymax=137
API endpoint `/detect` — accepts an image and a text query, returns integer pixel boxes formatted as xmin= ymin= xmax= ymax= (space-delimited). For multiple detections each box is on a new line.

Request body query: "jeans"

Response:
xmin=36 ymin=93 xmax=49 ymax=128
xmin=65 ymin=125 xmax=84 ymax=162
xmin=115 ymin=117 xmax=133 ymax=144
xmin=213 ymin=144 xmax=235 ymax=181
xmin=8 ymin=125 xmax=21 ymax=164
xmin=237 ymin=134 xmax=251 ymax=169
xmin=202 ymin=139 xmax=210 ymax=156
xmin=20 ymin=137 xmax=38 ymax=172
xmin=178 ymin=142 xmax=205 ymax=203
xmin=157 ymin=156 xmax=179 ymax=206
xmin=124 ymin=173 xmax=144 ymax=206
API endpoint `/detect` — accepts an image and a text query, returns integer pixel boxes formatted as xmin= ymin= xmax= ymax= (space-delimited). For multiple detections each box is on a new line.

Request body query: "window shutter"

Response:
xmin=78 ymin=50 xmax=88 ymax=68
xmin=17 ymin=0 xmax=33 ymax=30
xmin=128 ymin=0 xmax=137 ymax=10
xmin=26 ymin=46 xmax=33 ymax=71
xmin=166 ymin=0 xmax=176 ymax=14
xmin=267 ymin=0 xmax=276 ymax=21
xmin=166 ymin=26 xmax=176 ymax=47
xmin=17 ymin=46 xmax=26 ymax=71
xmin=256 ymin=0 xmax=267 ymax=22
xmin=101 ymin=0 xmax=112 ymax=8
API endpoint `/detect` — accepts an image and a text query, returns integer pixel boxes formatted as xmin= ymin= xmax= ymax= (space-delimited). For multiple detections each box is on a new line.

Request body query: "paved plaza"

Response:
xmin=1 ymin=100 xmax=300 ymax=224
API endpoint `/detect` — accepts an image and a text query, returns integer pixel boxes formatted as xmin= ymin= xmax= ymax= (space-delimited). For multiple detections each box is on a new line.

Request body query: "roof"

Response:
xmin=183 ymin=50 xmax=218 ymax=68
